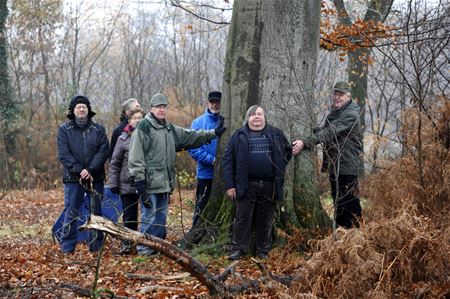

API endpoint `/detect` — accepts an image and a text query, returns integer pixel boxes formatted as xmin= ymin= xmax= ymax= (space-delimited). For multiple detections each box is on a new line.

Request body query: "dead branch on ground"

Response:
xmin=81 ymin=215 xmax=296 ymax=297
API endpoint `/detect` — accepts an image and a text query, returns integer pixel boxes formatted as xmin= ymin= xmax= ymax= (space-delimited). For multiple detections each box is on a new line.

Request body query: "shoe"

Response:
xmin=138 ymin=249 xmax=159 ymax=256
xmin=119 ymin=243 xmax=137 ymax=255
xmin=256 ymin=253 xmax=267 ymax=259
xmin=228 ymin=250 xmax=245 ymax=261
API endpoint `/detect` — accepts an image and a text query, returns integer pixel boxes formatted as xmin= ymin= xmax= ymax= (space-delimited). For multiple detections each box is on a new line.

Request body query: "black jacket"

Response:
xmin=222 ymin=124 xmax=292 ymax=201
xmin=109 ymin=118 xmax=128 ymax=158
xmin=57 ymin=119 xmax=109 ymax=183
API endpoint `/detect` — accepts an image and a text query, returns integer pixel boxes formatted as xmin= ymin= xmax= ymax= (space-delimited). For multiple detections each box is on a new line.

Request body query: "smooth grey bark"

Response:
xmin=180 ymin=0 xmax=331 ymax=251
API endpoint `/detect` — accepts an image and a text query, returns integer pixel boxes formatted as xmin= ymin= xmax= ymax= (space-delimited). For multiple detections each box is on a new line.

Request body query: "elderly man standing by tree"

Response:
xmin=292 ymin=81 xmax=363 ymax=229
xmin=222 ymin=105 xmax=292 ymax=260
xmin=57 ymin=95 xmax=109 ymax=254
xmin=188 ymin=91 xmax=222 ymax=228
xmin=128 ymin=93 xmax=226 ymax=256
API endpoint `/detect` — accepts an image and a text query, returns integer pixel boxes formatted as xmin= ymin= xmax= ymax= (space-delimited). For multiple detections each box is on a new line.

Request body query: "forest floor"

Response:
xmin=0 ymin=189 xmax=302 ymax=298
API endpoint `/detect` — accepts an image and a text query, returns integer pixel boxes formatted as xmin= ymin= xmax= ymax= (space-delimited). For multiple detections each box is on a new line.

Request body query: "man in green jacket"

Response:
xmin=292 ymin=81 xmax=363 ymax=228
xmin=128 ymin=93 xmax=226 ymax=255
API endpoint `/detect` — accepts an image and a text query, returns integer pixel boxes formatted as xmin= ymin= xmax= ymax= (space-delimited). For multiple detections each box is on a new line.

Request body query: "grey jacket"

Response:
xmin=108 ymin=131 xmax=136 ymax=195
xmin=128 ymin=114 xmax=217 ymax=194
xmin=304 ymin=99 xmax=363 ymax=176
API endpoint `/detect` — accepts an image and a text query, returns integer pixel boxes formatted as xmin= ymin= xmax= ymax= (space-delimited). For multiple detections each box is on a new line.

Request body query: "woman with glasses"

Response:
xmin=108 ymin=107 xmax=146 ymax=254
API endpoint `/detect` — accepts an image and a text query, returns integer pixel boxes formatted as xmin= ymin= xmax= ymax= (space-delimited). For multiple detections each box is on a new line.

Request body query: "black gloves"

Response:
xmin=135 ymin=180 xmax=146 ymax=195
xmin=214 ymin=115 xmax=226 ymax=137
xmin=110 ymin=187 xmax=119 ymax=194
xmin=128 ymin=176 xmax=135 ymax=186
xmin=135 ymin=180 xmax=152 ymax=208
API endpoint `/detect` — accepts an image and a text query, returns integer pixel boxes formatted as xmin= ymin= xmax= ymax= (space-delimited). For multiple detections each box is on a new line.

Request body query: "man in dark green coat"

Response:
xmin=128 ymin=93 xmax=226 ymax=255
xmin=293 ymin=81 xmax=363 ymax=228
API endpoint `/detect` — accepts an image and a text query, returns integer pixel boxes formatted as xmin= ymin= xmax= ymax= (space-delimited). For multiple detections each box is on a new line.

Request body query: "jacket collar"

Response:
xmin=145 ymin=113 xmax=168 ymax=129
xmin=332 ymin=98 xmax=353 ymax=112
xmin=205 ymin=108 xmax=220 ymax=120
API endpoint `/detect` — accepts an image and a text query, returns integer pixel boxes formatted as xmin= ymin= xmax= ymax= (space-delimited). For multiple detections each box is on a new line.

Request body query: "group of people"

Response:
xmin=56 ymin=81 xmax=363 ymax=260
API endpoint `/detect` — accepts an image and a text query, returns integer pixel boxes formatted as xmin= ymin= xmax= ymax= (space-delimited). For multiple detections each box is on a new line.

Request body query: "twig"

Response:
xmin=140 ymin=285 xmax=185 ymax=293
xmin=125 ymin=272 xmax=191 ymax=281
xmin=216 ymin=260 xmax=240 ymax=283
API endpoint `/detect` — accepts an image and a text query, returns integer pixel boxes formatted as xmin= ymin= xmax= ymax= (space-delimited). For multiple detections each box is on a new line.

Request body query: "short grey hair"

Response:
xmin=121 ymin=98 xmax=139 ymax=115
xmin=244 ymin=105 xmax=263 ymax=125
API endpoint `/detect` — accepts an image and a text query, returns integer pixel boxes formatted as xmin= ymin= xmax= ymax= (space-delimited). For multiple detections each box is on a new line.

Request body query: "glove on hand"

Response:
xmin=214 ymin=115 xmax=226 ymax=137
xmin=135 ymin=180 xmax=146 ymax=194
xmin=110 ymin=187 xmax=119 ymax=194
xmin=128 ymin=176 xmax=135 ymax=186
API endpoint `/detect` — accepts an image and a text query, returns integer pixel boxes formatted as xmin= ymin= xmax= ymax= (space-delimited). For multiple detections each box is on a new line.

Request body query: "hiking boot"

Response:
xmin=119 ymin=243 xmax=137 ymax=255
xmin=256 ymin=253 xmax=267 ymax=260
xmin=228 ymin=250 xmax=245 ymax=261
xmin=138 ymin=249 xmax=159 ymax=256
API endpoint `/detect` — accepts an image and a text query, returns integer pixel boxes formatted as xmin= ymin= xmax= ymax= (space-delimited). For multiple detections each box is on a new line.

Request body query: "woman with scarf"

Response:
xmin=108 ymin=107 xmax=145 ymax=254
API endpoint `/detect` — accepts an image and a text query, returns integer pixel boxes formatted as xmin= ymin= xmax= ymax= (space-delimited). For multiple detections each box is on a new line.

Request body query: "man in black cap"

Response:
xmin=57 ymin=95 xmax=109 ymax=254
xmin=292 ymin=81 xmax=363 ymax=229
xmin=188 ymin=91 xmax=222 ymax=228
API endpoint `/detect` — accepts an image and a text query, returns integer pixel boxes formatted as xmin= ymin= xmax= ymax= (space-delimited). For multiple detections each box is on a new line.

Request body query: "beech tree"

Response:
xmin=179 ymin=0 xmax=331 ymax=251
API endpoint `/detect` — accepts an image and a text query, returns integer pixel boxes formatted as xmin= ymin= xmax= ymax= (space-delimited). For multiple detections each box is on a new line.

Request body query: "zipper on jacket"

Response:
xmin=82 ymin=130 xmax=88 ymax=168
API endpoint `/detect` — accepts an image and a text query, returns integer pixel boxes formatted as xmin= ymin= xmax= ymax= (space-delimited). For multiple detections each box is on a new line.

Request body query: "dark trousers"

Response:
xmin=121 ymin=193 xmax=139 ymax=246
xmin=329 ymin=174 xmax=362 ymax=228
xmin=192 ymin=179 xmax=212 ymax=227
xmin=232 ymin=180 xmax=276 ymax=255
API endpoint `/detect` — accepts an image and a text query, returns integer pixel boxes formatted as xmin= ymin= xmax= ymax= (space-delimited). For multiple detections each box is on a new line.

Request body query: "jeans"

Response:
xmin=192 ymin=179 xmax=212 ymax=228
xmin=61 ymin=182 xmax=104 ymax=253
xmin=232 ymin=180 xmax=276 ymax=255
xmin=137 ymin=193 xmax=169 ymax=254
xmin=329 ymin=174 xmax=362 ymax=228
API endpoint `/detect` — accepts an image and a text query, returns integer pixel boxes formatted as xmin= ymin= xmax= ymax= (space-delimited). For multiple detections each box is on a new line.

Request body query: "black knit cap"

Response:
xmin=67 ymin=95 xmax=96 ymax=119
xmin=207 ymin=91 xmax=221 ymax=101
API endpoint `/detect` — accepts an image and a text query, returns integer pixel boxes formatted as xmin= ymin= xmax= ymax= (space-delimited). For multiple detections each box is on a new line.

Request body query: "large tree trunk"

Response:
xmin=179 ymin=0 xmax=331 ymax=251
xmin=0 ymin=0 xmax=19 ymax=188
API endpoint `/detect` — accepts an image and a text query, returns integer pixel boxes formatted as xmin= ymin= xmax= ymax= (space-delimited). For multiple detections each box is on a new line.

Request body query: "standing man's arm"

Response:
xmin=188 ymin=119 xmax=216 ymax=165
xmin=109 ymin=126 xmax=121 ymax=158
xmin=172 ymin=125 xmax=217 ymax=151
xmin=108 ymin=139 xmax=125 ymax=190
xmin=87 ymin=126 xmax=110 ymax=174
xmin=57 ymin=126 xmax=83 ymax=175
xmin=293 ymin=111 xmax=359 ymax=155
xmin=128 ymin=128 xmax=147 ymax=182
xmin=222 ymin=135 xmax=236 ymax=200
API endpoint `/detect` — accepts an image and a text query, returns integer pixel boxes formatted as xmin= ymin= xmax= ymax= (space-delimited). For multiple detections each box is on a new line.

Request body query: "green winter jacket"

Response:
xmin=128 ymin=114 xmax=216 ymax=193
xmin=303 ymin=99 xmax=363 ymax=176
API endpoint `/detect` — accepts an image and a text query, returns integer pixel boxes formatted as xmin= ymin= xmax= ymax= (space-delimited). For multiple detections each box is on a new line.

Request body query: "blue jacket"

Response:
xmin=222 ymin=124 xmax=292 ymax=201
xmin=57 ymin=119 xmax=109 ymax=183
xmin=188 ymin=109 xmax=219 ymax=179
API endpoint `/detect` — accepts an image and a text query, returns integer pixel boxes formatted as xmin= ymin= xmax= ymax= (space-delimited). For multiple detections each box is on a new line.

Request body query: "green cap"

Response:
xmin=150 ymin=93 xmax=169 ymax=107
xmin=333 ymin=81 xmax=350 ymax=93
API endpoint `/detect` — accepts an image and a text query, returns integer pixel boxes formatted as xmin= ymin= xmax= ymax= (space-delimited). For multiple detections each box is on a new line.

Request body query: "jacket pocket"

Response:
xmin=145 ymin=166 xmax=166 ymax=190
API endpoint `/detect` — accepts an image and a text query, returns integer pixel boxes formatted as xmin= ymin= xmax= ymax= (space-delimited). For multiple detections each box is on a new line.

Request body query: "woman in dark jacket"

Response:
xmin=222 ymin=105 xmax=292 ymax=260
xmin=108 ymin=107 xmax=145 ymax=254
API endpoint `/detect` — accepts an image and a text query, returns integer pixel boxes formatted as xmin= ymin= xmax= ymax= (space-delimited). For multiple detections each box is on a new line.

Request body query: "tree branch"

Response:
xmin=81 ymin=215 xmax=296 ymax=296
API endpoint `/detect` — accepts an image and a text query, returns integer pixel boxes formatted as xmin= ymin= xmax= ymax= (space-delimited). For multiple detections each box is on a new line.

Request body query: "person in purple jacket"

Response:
xmin=188 ymin=91 xmax=222 ymax=228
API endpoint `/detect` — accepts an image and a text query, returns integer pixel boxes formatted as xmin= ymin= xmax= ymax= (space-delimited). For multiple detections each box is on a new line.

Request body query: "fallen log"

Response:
xmin=81 ymin=215 xmax=294 ymax=297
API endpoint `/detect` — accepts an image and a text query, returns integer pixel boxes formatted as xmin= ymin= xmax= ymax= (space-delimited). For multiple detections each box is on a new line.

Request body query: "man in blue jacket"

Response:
xmin=57 ymin=95 xmax=109 ymax=254
xmin=188 ymin=91 xmax=222 ymax=228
